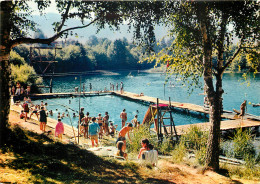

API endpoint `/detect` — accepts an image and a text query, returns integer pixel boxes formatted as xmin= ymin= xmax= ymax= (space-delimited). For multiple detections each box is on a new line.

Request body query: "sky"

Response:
xmin=26 ymin=1 xmax=169 ymax=43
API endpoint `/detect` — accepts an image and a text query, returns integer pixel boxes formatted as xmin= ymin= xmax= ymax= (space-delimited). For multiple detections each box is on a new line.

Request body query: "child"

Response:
xmin=55 ymin=118 xmax=64 ymax=141
xmin=115 ymin=141 xmax=128 ymax=160
xmin=20 ymin=110 xmax=25 ymax=119
xmin=109 ymin=122 xmax=118 ymax=137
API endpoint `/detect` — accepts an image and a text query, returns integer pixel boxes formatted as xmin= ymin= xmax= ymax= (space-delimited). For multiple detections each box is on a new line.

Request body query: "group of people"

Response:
xmin=20 ymin=100 xmax=49 ymax=133
xmin=18 ymin=98 xmax=157 ymax=164
xmin=78 ymin=108 xmax=118 ymax=140
xmin=74 ymin=81 xmax=124 ymax=94
xmin=11 ymin=82 xmax=31 ymax=103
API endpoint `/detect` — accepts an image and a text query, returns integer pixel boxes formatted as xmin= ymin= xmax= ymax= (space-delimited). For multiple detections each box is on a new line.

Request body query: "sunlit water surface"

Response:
xmin=34 ymin=72 xmax=260 ymax=130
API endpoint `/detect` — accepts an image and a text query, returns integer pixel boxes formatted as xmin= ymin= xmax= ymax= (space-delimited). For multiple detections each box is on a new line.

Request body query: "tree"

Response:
xmin=147 ymin=1 xmax=259 ymax=170
xmin=0 ymin=1 xmax=132 ymax=146
xmin=0 ymin=0 xmax=166 ymax=146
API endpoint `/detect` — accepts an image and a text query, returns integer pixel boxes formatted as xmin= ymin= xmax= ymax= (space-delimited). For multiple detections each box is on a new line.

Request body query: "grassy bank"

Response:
xmin=0 ymin=125 xmax=172 ymax=183
xmin=1 ymin=111 xmax=259 ymax=184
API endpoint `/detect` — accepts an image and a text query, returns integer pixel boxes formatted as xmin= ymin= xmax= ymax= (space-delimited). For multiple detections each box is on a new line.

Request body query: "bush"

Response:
xmin=172 ymin=141 xmax=186 ymax=163
xmin=11 ymin=63 xmax=43 ymax=92
xmin=171 ymin=125 xmax=208 ymax=165
xmin=10 ymin=50 xmax=26 ymax=66
xmin=232 ymin=128 xmax=255 ymax=160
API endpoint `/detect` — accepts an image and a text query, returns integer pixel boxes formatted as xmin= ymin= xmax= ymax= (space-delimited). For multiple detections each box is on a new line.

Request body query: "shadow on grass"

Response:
xmin=1 ymin=125 xmax=175 ymax=183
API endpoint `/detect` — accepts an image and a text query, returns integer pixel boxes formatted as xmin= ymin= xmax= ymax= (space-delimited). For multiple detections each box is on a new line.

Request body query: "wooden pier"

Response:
xmin=165 ymin=119 xmax=260 ymax=135
xmin=30 ymin=91 xmax=112 ymax=99
xmin=112 ymin=91 xmax=260 ymax=134
xmin=22 ymin=90 xmax=260 ymax=135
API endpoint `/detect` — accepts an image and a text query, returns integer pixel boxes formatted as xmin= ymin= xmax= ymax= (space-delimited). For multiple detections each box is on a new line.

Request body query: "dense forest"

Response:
xmin=11 ymin=33 xmax=169 ymax=73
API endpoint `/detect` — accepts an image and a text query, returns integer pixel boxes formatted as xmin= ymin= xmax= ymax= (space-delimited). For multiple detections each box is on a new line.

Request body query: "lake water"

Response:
xmin=35 ymin=71 xmax=260 ymax=129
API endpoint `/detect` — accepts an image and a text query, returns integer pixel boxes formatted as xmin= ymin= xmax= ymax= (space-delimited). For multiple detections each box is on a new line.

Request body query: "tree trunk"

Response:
xmin=198 ymin=3 xmax=221 ymax=171
xmin=0 ymin=2 xmax=12 ymax=147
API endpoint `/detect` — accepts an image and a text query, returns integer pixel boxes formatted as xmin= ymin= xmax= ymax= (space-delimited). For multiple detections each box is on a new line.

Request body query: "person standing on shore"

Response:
xmin=117 ymin=123 xmax=133 ymax=152
xmin=103 ymin=112 xmax=109 ymax=135
xmin=239 ymin=100 xmax=247 ymax=119
xmin=97 ymin=113 xmax=103 ymax=139
xmin=55 ymin=118 xmax=64 ymax=141
xmin=23 ymin=101 xmax=29 ymax=122
xmin=39 ymin=106 xmax=47 ymax=132
xmin=89 ymin=117 xmax=100 ymax=147
xmin=120 ymin=109 xmax=127 ymax=127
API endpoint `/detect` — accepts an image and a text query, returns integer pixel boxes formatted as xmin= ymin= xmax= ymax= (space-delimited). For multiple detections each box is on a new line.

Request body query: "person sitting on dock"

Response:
xmin=115 ymin=141 xmax=128 ymax=160
xmin=117 ymin=123 xmax=133 ymax=152
xmin=89 ymin=117 xmax=100 ymax=147
xmin=134 ymin=93 xmax=144 ymax=97
xmin=239 ymin=100 xmax=247 ymax=119
xmin=120 ymin=109 xmax=127 ymax=127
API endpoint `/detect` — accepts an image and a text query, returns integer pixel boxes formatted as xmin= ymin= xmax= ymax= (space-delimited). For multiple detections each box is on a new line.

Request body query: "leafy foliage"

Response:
xmin=11 ymin=63 xmax=42 ymax=86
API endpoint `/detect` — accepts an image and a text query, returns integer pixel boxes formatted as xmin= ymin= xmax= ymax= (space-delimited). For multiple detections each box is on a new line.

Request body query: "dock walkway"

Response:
xmin=112 ymin=91 xmax=260 ymax=121
xmin=22 ymin=90 xmax=260 ymax=135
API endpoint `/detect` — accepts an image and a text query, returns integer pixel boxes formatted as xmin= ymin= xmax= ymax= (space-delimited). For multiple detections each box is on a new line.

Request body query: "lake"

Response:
xmin=34 ymin=71 xmax=260 ymax=129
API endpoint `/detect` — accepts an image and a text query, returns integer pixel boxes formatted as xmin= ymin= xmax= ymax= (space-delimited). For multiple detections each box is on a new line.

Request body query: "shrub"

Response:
xmin=232 ymin=128 xmax=255 ymax=160
xmin=171 ymin=125 xmax=208 ymax=165
xmin=10 ymin=50 xmax=26 ymax=66
xmin=172 ymin=141 xmax=186 ymax=163
xmin=11 ymin=63 xmax=43 ymax=91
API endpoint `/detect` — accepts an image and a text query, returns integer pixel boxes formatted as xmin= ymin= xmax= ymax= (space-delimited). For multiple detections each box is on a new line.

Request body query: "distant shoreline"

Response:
xmin=37 ymin=69 xmax=259 ymax=77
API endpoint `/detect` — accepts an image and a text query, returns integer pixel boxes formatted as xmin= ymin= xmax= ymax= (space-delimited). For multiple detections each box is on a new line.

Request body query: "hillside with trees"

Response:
xmin=12 ymin=35 xmax=168 ymax=74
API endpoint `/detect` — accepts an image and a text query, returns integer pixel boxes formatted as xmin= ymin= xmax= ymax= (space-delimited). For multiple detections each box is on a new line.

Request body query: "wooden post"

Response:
xmin=169 ymin=97 xmax=173 ymax=136
xmin=78 ymin=76 xmax=81 ymax=144
xmin=50 ymin=78 xmax=53 ymax=93
xmin=157 ymin=98 xmax=160 ymax=141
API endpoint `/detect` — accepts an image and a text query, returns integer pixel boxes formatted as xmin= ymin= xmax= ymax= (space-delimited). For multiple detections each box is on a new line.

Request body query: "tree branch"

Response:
xmin=221 ymin=37 xmax=244 ymax=74
xmin=57 ymin=1 xmax=72 ymax=33
xmin=10 ymin=18 xmax=99 ymax=48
